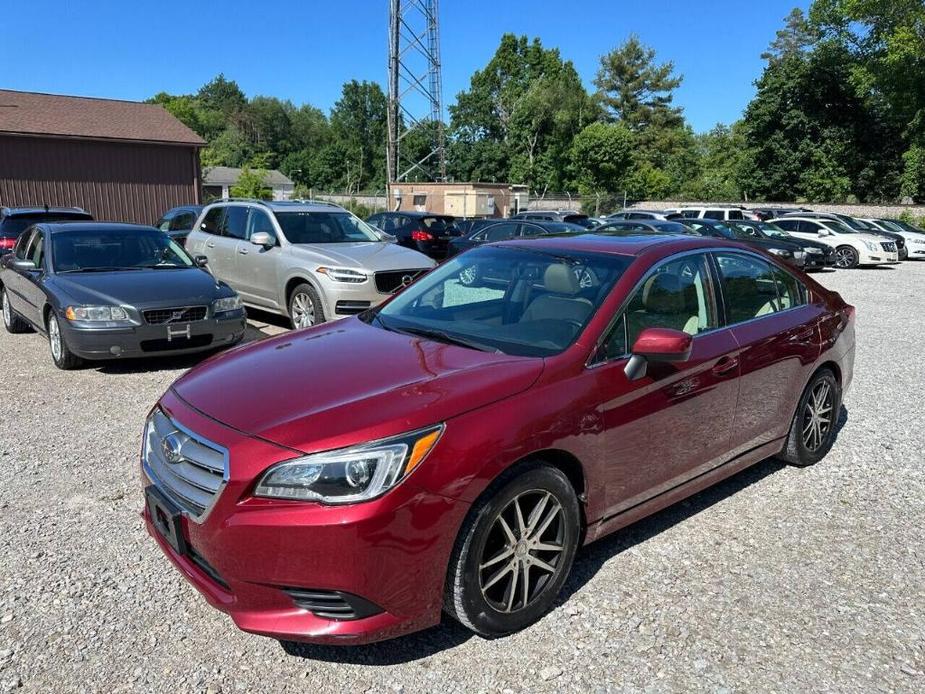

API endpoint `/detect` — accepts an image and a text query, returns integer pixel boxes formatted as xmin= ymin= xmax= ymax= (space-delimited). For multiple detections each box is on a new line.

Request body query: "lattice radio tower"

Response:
xmin=387 ymin=0 xmax=447 ymax=185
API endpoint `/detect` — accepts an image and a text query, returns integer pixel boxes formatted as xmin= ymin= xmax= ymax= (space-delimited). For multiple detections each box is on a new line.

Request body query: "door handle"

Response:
xmin=712 ymin=356 xmax=739 ymax=377
xmin=238 ymin=247 xmax=248 ymax=255
xmin=206 ymin=242 xmax=215 ymax=248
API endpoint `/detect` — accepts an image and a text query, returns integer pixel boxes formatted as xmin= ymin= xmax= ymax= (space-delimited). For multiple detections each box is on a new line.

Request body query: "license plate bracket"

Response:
xmin=145 ymin=485 xmax=188 ymax=556
xmin=166 ymin=323 xmax=191 ymax=342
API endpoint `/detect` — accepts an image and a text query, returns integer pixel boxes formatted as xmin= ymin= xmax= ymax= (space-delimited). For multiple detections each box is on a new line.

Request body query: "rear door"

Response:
xmin=213 ymin=206 xmax=249 ymax=287
xmin=186 ymin=207 xmax=224 ymax=258
xmin=712 ymin=251 xmax=824 ymax=456
xmin=593 ymin=252 xmax=741 ymax=516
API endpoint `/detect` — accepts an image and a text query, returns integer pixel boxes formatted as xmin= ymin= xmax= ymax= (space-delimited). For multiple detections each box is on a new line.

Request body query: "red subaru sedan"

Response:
xmin=141 ymin=234 xmax=855 ymax=645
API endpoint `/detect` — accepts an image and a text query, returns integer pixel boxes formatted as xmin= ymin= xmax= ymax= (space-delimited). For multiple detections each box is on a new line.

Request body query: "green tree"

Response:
xmin=569 ymin=122 xmax=635 ymax=196
xmin=229 ymin=167 xmax=272 ymax=200
xmin=901 ymin=145 xmax=925 ymax=201
xmin=761 ymin=8 xmax=817 ymax=63
xmin=329 ymin=80 xmax=388 ymax=191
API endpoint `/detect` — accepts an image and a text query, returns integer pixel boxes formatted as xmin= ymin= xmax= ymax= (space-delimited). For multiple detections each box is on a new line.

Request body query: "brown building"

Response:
xmin=0 ymin=89 xmax=205 ymax=224
xmin=388 ymin=182 xmax=530 ymax=218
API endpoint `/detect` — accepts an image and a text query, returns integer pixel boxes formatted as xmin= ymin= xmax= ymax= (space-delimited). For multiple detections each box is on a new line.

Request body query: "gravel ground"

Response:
xmin=0 ymin=263 xmax=923 ymax=693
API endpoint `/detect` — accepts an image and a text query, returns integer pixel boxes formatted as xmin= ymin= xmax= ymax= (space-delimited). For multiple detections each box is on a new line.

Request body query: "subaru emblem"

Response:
xmin=161 ymin=431 xmax=185 ymax=465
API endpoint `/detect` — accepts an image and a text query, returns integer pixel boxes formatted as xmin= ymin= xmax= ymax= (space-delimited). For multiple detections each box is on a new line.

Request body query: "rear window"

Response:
xmin=421 ymin=217 xmax=454 ymax=231
xmin=1 ymin=212 xmax=93 ymax=236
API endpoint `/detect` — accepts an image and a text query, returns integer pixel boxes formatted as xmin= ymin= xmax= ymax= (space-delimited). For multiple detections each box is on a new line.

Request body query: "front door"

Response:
xmin=593 ymin=252 xmax=741 ymax=518
xmin=233 ymin=208 xmax=281 ymax=309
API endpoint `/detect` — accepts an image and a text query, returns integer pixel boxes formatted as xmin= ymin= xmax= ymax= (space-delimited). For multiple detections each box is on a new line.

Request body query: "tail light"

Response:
xmin=411 ymin=230 xmax=434 ymax=241
xmin=0 ymin=238 xmax=16 ymax=251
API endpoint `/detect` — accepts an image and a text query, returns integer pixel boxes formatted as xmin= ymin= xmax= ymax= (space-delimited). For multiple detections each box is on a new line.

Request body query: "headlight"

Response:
xmin=768 ymin=248 xmax=793 ymax=257
xmin=255 ymin=425 xmax=443 ymax=504
xmin=65 ymin=305 xmax=129 ymax=321
xmin=804 ymin=247 xmax=823 ymax=254
xmin=863 ymin=241 xmax=878 ymax=251
xmin=316 ymin=267 xmax=367 ymax=283
xmin=212 ymin=295 xmax=242 ymax=313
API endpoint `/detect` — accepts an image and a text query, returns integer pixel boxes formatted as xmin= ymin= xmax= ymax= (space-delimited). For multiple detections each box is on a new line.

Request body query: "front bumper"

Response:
xmin=61 ymin=310 xmax=246 ymax=359
xmin=859 ymin=249 xmax=899 ymax=265
xmin=907 ymin=244 xmax=925 ymax=259
xmin=320 ymin=269 xmax=431 ymax=318
xmin=803 ymin=251 xmax=835 ymax=269
xmin=141 ymin=391 xmax=468 ymax=645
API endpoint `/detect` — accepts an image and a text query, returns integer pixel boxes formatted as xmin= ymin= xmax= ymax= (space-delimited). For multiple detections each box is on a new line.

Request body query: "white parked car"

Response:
xmin=861 ymin=218 xmax=925 ymax=260
xmin=769 ymin=216 xmax=899 ymax=268
xmin=663 ymin=205 xmax=760 ymax=222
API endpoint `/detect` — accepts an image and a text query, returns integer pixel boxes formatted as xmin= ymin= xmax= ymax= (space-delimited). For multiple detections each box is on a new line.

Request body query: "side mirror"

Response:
xmin=193 ymin=255 xmax=209 ymax=267
xmin=818 ymin=229 xmax=831 ymax=237
xmin=624 ymin=327 xmax=693 ymax=381
xmin=250 ymin=232 xmax=275 ymax=248
xmin=12 ymin=259 xmax=36 ymax=271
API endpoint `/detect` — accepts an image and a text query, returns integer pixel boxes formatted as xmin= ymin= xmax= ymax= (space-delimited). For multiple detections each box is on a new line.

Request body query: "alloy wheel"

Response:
xmin=835 ymin=247 xmax=857 ymax=268
xmin=458 ymin=266 xmax=478 ymax=286
xmin=479 ymin=490 xmax=566 ymax=613
xmin=802 ymin=379 xmax=834 ymax=452
xmin=291 ymin=292 xmax=316 ymax=329
xmin=2 ymin=291 xmax=10 ymax=328
xmin=48 ymin=315 xmax=62 ymax=361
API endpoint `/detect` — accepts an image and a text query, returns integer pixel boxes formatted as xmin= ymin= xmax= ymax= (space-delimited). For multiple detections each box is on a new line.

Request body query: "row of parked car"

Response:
xmin=0 ymin=196 xmax=861 ymax=647
xmin=1 ymin=198 xmax=922 ymax=371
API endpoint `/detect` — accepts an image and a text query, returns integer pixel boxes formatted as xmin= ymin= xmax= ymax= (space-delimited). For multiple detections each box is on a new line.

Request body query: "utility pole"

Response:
xmin=387 ymin=0 xmax=447 ymax=189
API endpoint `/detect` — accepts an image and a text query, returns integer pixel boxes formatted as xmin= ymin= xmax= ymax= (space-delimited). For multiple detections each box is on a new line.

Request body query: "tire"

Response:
xmin=444 ymin=463 xmax=581 ymax=637
xmin=2 ymin=288 xmax=31 ymax=334
xmin=46 ymin=311 xmax=83 ymax=370
xmin=287 ymin=283 xmax=325 ymax=329
xmin=777 ymin=368 xmax=841 ymax=467
xmin=835 ymin=245 xmax=859 ymax=269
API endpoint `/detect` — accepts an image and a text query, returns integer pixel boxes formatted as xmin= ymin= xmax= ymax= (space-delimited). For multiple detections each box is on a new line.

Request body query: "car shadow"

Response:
xmin=279 ymin=405 xmax=850 ymax=664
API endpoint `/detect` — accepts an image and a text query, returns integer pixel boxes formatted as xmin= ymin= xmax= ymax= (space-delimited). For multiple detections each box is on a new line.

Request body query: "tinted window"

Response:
xmin=704 ymin=210 xmax=726 ymax=220
xmin=771 ymin=266 xmax=806 ymax=309
xmin=484 ymin=223 xmax=518 ymax=242
xmin=619 ymin=253 xmax=718 ymax=353
xmin=200 ymin=207 xmax=224 ymax=235
xmin=222 ymin=207 xmax=249 ymax=240
xmin=1 ymin=212 xmax=92 ymax=237
xmin=682 ymin=209 xmax=701 ymax=218
xmin=374 ymin=246 xmax=632 ymax=357
xmin=155 ymin=216 xmax=171 ymax=232
xmin=715 ymin=253 xmax=782 ymax=324
xmin=29 ymin=232 xmax=44 ymax=267
xmin=169 ymin=212 xmax=197 ymax=231
xmin=728 ymin=210 xmax=744 ymax=220
xmin=518 ymin=223 xmax=545 ymax=238
xmin=797 ymin=221 xmax=824 ymax=234
xmin=246 ymin=209 xmax=276 ymax=240
xmin=772 ymin=219 xmax=799 ymax=232
xmin=274 ymin=211 xmax=380 ymax=243
xmin=14 ymin=230 xmax=34 ymax=260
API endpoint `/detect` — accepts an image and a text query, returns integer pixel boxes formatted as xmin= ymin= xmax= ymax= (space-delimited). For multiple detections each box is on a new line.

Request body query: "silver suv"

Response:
xmin=186 ymin=200 xmax=435 ymax=328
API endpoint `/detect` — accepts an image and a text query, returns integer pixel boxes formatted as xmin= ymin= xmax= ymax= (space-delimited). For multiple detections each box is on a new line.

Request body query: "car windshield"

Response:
xmin=274 ymin=211 xmax=380 ymax=244
xmin=834 ymin=214 xmax=870 ymax=231
xmin=3 ymin=213 xmax=92 ymax=236
xmin=368 ymin=246 xmax=631 ymax=357
xmin=687 ymin=221 xmax=734 ymax=239
xmin=755 ymin=222 xmax=791 ymax=239
xmin=52 ymin=228 xmax=193 ymax=272
xmin=822 ymin=220 xmax=858 ymax=234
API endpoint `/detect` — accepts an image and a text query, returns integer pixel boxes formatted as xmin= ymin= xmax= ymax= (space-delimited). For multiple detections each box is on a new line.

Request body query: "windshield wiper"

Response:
xmin=58 ymin=266 xmax=143 ymax=273
xmin=138 ymin=264 xmax=188 ymax=269
xmin=373 ymin=315 xmax=500 ymax=353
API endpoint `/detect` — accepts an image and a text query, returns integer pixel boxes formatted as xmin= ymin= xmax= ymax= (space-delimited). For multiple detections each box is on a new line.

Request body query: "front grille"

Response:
xmin=142 ymin=408 xmax=228 ymax=521
xmin=140 ymin=335 xmax=213 ymax=352
xmin=880 ymin=241 xmax=897 ymax=252
xmin=282 ymin=588 xmax=383 ymax=621
xmin=144 ymin=306 xmax=207 ymax=324
xmin=374 ymin=269 xmax=426 ymax=294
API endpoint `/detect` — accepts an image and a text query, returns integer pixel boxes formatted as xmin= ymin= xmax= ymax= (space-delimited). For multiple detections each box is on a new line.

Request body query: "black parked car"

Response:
xmin=365 ymin=211 xmax=460 ymax=259
xmin=678 ymin=218 xmax=808 ymax=269
xmin=446 ymin=219 xmax=585 ymax=258
xmin=728 ymin=220 xmax=836 ymax=271
xmin=0 ymin=223 xmax=246 ymax=369
xmin=1 ymin=206 xmax=93 ymax=254
xmin=454 ymin=218 xmax=497 ymax=237
xmin=154 ymin=205 xmax=203 ymax=247
xmin=510 ymin=210 xmax=599 ymax=228
xmin=593 ymin=219 xmax=696 ymax=236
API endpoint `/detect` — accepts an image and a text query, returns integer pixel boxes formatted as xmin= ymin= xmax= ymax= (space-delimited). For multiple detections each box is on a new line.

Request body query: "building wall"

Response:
xmin=0 ymin=135 xmax=201 ymax=224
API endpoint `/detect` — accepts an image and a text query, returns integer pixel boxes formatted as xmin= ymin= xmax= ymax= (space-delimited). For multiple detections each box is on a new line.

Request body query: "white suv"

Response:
xmin=769 ymin=216 xmax=899 ymax=268
xmin=664 ymin=206 xmax=759 ymax=221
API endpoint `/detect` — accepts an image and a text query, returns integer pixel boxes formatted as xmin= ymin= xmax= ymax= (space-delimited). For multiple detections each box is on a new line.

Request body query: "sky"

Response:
xmin=3 ymin=0 xmax=810 ymax=133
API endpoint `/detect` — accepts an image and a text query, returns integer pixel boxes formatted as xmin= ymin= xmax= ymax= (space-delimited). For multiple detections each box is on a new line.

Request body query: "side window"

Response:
xmin=770 ymin=266 xmax=806 ymax=309
xmin=715 ymin=253 xmax=783 ymax=323
xmin=682 ymin=209 xmax=700 ymax=218
xmin=14 ymin=230 xmax=34 ymax=260
xmin=29 ymin=232 xmax=44 ymax=267
xmin=798 ymin=221 xmax=823 ymax=234
xmin=221 ymin=206 xmax=249 ymax=240
xmin=246 ymin=209 xmax=276 ymax=240
xmin=728 ymin=209 xmax=744 ymax=220
xmin=485 ymin=223 xmax=518 ymax=242
xmin=603 ymin=254 xmax=718 ymax=359
xmin=704 ymin=209 xmax=725 ymax=220
xmin=169 ymin=212 xmax=196 ymax=231
xmin=518 ymin=223 xmax=544 ymax=238
xmin=771 ymin=219 xmax=795 ymax=231
xmin=156 ymin=215 xmax=171 ymax=231
xmin=200 ymin=207 xmax=224 ymax=235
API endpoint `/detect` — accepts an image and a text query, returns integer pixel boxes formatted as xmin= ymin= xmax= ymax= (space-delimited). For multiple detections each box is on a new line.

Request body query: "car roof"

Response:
xmin=381 ymin=211 xmax=453 ymax=218
xmin=206 ymin=199 xmax=347 ymax=213
xmin=490 ymin=233 xmax=736 ymax=258
xmin=35 ymin=222 xmax=158 ymax=234
xmin=2 ymin=206 xmax=89 ymax=216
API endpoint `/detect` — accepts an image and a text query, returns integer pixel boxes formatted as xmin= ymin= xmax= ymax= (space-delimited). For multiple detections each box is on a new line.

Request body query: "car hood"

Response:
xmin=287 ymin=242 xmax=435 ymax=271
xmin=170 ymin=318 xmax=544 ymax=452
xmin=49 ymin=268 xmax=227 ymax=307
